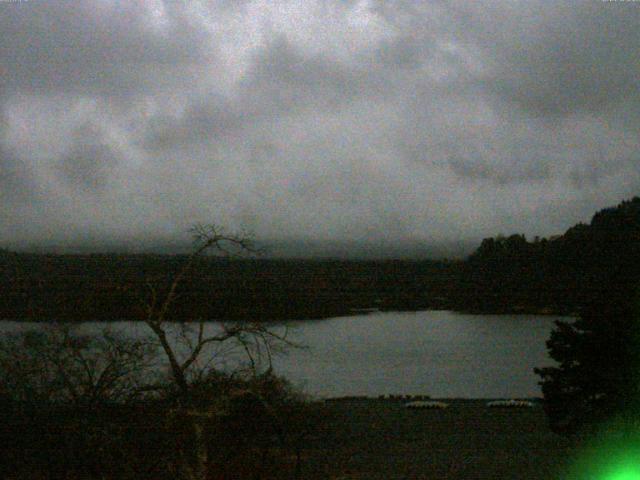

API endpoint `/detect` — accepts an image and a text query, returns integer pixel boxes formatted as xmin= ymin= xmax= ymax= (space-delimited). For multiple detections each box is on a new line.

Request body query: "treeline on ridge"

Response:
xmin=454 ymin=196 xmax=640 ymax=314
xmin=0 ymin=196 xmax=638 ymax=321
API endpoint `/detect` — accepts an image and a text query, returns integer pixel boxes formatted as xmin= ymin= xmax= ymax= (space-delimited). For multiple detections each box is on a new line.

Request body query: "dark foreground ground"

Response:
xmin=295 ymin=398 xmax=575 ymax=480
xmin=1 ymin=397 xmax=581 ymax=479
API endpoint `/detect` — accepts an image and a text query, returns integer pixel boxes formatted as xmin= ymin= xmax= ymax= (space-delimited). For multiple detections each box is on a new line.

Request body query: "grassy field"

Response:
xmin=294 ymin=398 xmax=577 ymax=480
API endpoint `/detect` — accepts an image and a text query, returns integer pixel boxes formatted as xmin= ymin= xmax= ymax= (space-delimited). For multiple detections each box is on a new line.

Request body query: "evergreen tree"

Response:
xmin=535 ymin=284 xmax=640 ymax=434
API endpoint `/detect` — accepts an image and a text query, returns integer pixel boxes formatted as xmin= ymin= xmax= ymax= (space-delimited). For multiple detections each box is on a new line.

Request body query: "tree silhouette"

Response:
xmin=535 ymin=284 xmax=640 ymax=435
xmin=140 ymin=224 xmax=294 ymax=480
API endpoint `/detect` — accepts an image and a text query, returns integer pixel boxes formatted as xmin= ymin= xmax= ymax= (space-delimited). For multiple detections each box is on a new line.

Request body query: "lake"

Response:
xmin=0 ymin=310 xmax=563 ymax=399
xmin=275 ymin=310 xmax=561 ymax=398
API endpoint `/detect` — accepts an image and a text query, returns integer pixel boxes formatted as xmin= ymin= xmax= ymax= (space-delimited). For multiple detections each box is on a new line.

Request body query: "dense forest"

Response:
xmin=0 ymin=253 xmax=460 ymax=322
xmin=0 ymin=196 xmax=638 ymax=321
xmin=455 ymin=196 xmax=640 ymax=314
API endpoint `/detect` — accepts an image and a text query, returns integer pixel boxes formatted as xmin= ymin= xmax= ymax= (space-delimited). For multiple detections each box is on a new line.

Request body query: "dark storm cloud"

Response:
xmin=0 ymin=0 xmax=639 ymax=251
xmin=448 ymin=157 xmax=551 ymax=186
xmin=142 ymin=36 xmax=380 ymax=150
xmin=478 ymin=2 xmax=640 ymax=117
xmin=57 ymin=124 xmax=120 ymax=192
xmin=142 ymin=96 xmax=244 ymax=151
xmin=241 ymin=37 xmax=367 ymax=113
xmin=375 ymin=0 xmax=640 ymax=115
xmin=568 ymin=155 xmax=640 ymax=190
xmin=0 ymin=108 xmax=35 ymax=203
xmin=0 ymin=0 xmax=214 ymax=96
xmin=0 ymin=141 xmax=33 ymax=202
xmin=426 ymin=1 xmax=640 ymax=118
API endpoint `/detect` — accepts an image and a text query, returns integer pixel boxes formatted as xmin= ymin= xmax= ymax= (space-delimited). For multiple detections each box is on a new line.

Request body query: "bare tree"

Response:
xmin=0 ymin=324 xmax=163 ymax=480
xmin=140 ymin=224 xmax=295 ymax=480
xmin=0 ymin=324 xmax=157 ymax=407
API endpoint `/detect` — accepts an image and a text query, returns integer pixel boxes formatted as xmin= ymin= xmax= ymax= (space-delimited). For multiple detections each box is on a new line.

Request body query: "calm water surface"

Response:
xmin=1 ymin=310 xmax=563 ymax=398
xmin=275 ymin=310 xmax=561 ymax=398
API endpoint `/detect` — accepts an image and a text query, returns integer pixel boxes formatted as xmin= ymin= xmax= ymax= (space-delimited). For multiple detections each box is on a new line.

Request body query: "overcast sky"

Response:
xmin=1 ymin=0 xmax=639 ymax=254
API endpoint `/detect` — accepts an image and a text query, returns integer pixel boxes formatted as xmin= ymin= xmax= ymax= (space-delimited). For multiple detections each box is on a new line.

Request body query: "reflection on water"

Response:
xmin=0 ymin=310 xmax=563 ymax=398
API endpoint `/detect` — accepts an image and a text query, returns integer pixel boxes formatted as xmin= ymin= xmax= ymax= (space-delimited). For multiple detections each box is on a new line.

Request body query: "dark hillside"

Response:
xmin=454 ymin=197 xmax=640 ymax=314
xmin=0 ymin=253 xmax=460 ymax=322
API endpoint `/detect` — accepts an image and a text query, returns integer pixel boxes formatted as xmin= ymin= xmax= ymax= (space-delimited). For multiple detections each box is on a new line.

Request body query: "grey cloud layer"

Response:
xmin=0 ymin=0 xmax=214 ymax=96
xmin=0 ymin=0 xmax=638 ymax=250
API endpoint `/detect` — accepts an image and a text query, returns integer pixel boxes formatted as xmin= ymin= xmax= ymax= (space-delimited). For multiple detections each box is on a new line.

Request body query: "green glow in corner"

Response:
xmin=605 ymin=464 xmax=640 ymax=480
xmin=566 ymin=434 xmax=640 ymax=480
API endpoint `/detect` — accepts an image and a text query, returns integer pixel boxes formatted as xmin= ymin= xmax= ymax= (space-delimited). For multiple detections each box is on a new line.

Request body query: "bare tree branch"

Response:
xmin=134 ymin=223 xmax=303 ymax=480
